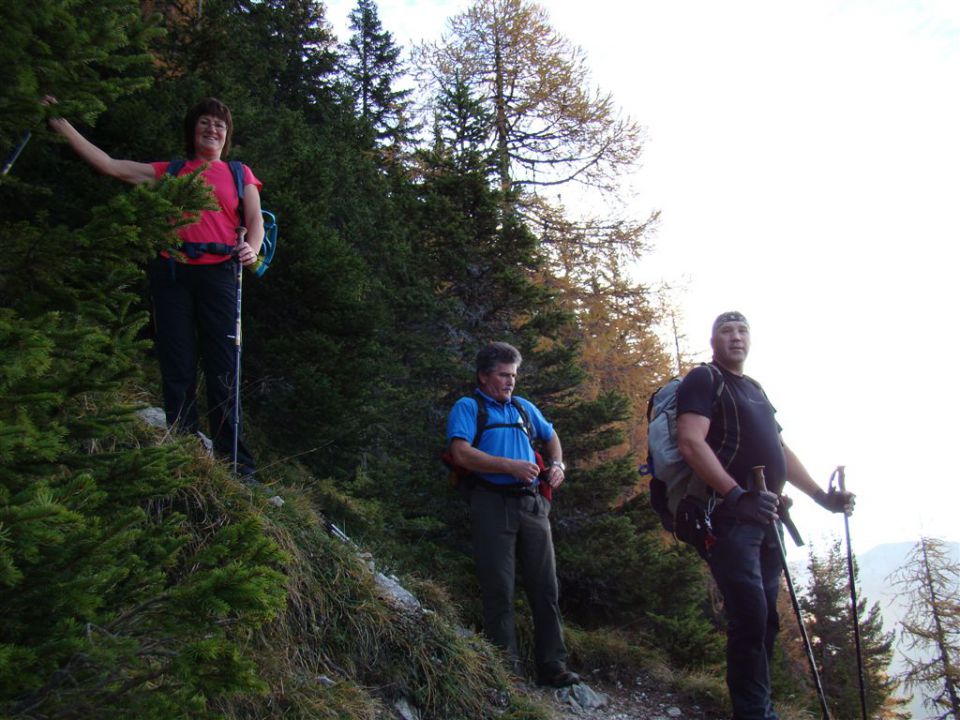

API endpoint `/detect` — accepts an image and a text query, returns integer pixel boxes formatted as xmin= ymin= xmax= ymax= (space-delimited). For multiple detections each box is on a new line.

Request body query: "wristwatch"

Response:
xmin=550 ymin=460 xmax=566 ymax=471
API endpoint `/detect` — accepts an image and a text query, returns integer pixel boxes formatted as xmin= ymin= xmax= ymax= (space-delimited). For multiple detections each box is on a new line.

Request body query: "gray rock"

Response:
xmin=556 ymin=682 xmax=609 ymax=711
xmin=394 ymin=697 xmax=420 ymax=720
xmin=196 ymin=430 xmax=213 ymax=453
xmin=375 ymin=571 xmax=422 ymax=612
xmin=136 ymin=407 xmax=167 ymax=429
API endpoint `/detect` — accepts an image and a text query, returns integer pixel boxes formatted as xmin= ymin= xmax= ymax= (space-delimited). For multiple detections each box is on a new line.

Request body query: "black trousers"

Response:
xmin=707 ymin=516 xmax=782 ymax=720
xmin=469 ymin=486 xmax=567 ymax=671
xmin=148 ymin=258 xmax=256 ymax=475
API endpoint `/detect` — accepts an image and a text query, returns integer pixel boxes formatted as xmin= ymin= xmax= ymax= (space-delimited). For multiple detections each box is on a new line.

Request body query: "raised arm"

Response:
xmin=45 ymin=102 xmax=155 ymax=185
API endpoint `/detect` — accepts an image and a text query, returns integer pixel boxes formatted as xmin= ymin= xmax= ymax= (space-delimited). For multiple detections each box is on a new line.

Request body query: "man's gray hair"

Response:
xmin=476 ymin=342 xmax=522 ymax=375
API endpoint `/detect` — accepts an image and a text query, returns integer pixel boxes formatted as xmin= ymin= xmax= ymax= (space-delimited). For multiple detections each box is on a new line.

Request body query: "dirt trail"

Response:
xmin=526 ymin=674 xmax=719 ymax=720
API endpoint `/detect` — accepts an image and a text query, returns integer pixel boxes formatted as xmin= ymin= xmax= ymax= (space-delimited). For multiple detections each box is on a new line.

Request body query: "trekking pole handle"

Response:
xmin=752 ymin=465 xmax=802 ymax=542
xmin=752 ymin=465 xmax=767 ymax=493
xmin=828 ymin=465 xmax=847 ymax=494
xmin=234 ymin=225 xmax=264 ymax=274
xmin=2 ymin=131 xmax=32 ymax=176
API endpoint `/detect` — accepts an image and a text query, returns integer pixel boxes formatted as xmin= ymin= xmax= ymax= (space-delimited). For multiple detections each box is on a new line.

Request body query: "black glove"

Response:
xmin=815 ymin=488 xmax=854 ymax=514
xmin=724 ymin=486 xmax=778 ymax=525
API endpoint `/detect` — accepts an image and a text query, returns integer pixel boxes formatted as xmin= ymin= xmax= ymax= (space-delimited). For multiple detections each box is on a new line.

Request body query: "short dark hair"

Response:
xmin=183 ymin=97 xmax=233 ymax=159
xmin=476 ymin=342 xmax=522 ymax=376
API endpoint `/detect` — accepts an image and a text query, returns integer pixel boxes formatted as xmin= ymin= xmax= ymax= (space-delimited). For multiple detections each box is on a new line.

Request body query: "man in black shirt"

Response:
xmin=676 ymin=312 xmax=854 ymax=720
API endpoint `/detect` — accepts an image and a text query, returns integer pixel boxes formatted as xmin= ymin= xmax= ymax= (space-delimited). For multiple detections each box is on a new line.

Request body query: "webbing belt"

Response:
xmin=473 ymin=476 xmax=539 ymax=497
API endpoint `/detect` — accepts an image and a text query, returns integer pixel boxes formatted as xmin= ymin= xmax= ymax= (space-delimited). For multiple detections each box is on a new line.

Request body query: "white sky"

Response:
xmin=323 ymin=0 xmax=960 ymax=555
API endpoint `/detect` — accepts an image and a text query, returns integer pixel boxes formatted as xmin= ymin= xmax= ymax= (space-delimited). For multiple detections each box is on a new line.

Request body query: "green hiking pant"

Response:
xmin=470 ymin=486 xmax=567 ymax=671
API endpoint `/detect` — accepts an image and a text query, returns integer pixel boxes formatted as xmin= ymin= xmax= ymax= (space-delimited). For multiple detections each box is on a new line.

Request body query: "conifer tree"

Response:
xmin=890 ymin=536 xmax=960 ymax=720
xmin=544 ymin=244 xmax=674 ymax=453
xmin=148 ymin=0 xmax=339 ymax=109
xmin=414 ymin=0 xmax=642 ymax=193
xmin=0 ymin=0 xmax=158 ymax=154
xmin=801 ymin=540 xmax=908 ymax=719
xmin=341 ymin=0 xmax=415 ymax=148
xmin=413 ymin=0 xmax=659 ymax=410
xmin=0 ymin=146 xmax=288 ymax=720
xmin=2 ymin=0 xmax=724 ymax=714
xmin=414 ymin=75 xmax=541 ymax=346
xmin=0 ymin=3 xmax=293 ymax=712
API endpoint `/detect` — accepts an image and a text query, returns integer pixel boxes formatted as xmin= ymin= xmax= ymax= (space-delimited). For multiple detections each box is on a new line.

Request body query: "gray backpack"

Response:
xmin=646 ymin=363 xmax=724 ymax=532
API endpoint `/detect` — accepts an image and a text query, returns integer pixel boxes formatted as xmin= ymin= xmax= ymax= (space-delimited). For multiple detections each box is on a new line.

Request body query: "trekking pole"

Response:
xmin=752 ymin=466 xmax=832 ymax=720
xmin=231 ymin=228 xmax=246 ymax=476
xmin=832 ymin=466 xmax=867 ymax=720
xmin=2 ymin=131 xmax=32 ymax=176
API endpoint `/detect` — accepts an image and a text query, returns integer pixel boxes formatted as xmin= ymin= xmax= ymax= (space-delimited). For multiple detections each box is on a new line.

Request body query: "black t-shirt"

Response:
xmin=676 ymin=363 xmax=787 ymax=494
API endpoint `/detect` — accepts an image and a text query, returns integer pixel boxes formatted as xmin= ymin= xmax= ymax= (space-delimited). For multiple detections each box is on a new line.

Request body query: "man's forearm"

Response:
xmin=451 ymin=442 xmax=513 ymax=474
xmin=678 ymin=436 xmax=740 ymax=496
xmin=783 ymin=444 xmax=823 ymax=497
xmin=449 ymin=438 xmax=541 ymax=484
xmin=544 ymin=432 xmax=562 ymax=465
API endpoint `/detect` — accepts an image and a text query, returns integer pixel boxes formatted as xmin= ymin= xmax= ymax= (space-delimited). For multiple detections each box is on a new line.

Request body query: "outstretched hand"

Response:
xmin=40 ymin=96 xmax=66 ymax=131
xmin=816 ymin=488 xmax=855 ymax=515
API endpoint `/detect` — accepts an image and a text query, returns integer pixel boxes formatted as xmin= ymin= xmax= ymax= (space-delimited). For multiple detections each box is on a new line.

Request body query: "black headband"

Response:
xmin=712 ymin=311 xmax=749 ymax=335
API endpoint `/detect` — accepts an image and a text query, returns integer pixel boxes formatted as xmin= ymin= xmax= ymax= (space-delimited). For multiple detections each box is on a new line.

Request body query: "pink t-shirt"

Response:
xmin=152 ymin=159 xmax=263 ymax=265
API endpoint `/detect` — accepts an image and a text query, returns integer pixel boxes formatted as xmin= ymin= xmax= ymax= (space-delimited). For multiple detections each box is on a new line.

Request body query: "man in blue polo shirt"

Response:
xmin=447 ymin=341 xmax=579 ymax=687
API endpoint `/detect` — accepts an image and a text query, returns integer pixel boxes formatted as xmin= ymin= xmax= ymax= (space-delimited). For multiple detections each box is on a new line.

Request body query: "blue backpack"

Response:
xmin=165 ymin=159 xmax=277 ymax=277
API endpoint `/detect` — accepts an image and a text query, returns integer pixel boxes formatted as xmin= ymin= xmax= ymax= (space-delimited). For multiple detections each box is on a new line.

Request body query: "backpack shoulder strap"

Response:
xmin=469 ymin=394 xmax=536 ymax=448
xmin=509 ymin=398 xmax=534 ymax=443
xmin=701 ymin=362 xmax=726 ymax=405
xmin=228 ymin=160 xmax=245 ymax=227
xmin=166 ymin=159 xmax=186 ymax=177
xmin=470 ymin=395 xmax=488 ymax=447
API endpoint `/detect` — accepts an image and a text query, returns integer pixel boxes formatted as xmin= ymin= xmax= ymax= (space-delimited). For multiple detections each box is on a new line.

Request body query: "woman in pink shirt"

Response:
xmin=47 ymin=97 xmax=262 ymax=477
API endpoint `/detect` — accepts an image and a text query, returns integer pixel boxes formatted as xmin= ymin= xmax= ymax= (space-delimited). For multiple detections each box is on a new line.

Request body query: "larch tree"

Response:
xmin=414 ymin=0 xmax=660 ymax=378
xmin=538 ymin=206 xmax=671 ymax=456
xmin=890 ymin=536 xmax=960 ymax=720
xmin=414 ymin=0 xmax=643 ymax=193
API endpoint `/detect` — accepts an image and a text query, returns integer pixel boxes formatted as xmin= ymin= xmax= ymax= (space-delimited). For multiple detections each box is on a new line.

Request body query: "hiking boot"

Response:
xmin=536 ymin=662 xmax=580 ymax=688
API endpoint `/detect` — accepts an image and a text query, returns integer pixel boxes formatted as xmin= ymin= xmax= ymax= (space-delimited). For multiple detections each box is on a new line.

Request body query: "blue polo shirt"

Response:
xmin=446 ymin=390 xmax=554 ymax=486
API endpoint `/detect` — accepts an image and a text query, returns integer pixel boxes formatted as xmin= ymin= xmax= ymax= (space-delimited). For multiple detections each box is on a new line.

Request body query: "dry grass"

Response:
xmin=143 ymin=461 xmax=537 ymax=720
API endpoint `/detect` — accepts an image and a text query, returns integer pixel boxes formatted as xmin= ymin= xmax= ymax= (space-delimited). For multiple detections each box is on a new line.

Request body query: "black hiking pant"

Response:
xmin=707 ymin=515 xmax=782 ymax=720
xmin=470 ymin=486 xmax=567 ymax=673
xmin=148 ymin=258 xmax=256 ymax=475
